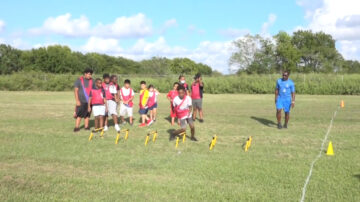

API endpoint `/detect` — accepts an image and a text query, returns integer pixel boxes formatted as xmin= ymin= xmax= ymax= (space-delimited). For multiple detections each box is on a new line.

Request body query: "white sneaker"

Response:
xmin=147 ymin=120 xmax=154 ymax=126
xmin=114 ymin=124 xmax=120 ymax=132
xmin=104 ymin=125 xmax=108 ymax=131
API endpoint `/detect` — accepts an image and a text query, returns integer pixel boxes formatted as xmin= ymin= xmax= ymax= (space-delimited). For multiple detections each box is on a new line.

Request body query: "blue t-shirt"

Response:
xmin=276 ymin=78 xmax=295 ymax=99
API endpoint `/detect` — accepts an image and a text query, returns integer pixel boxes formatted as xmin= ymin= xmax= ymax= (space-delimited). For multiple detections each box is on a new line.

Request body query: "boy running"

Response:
xmin=102 ymin=74 xmax=120 ymax=132
xmin=275 ymin=70 xmax=295 ymax=129
xmin=139 ymin=81 xmax=153 ymax=127
xmin=119 ymin=79 xmax=135 ymax=125
xmin=148 ymin=85 xmax=160 ymax=122
xmin=172 ymin=85 xmax=197 ymax=141
xmin=87 ymin=78 xmax=108 ymax=134
xmin=167 ymin=82 xmax=179 ymax=125
xmin=191 ymin=73 xmax=204 ymax=122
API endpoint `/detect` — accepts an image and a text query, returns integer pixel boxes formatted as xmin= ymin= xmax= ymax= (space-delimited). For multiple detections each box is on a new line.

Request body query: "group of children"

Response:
xmin=75 ymin=69 xmax=204 ymax=141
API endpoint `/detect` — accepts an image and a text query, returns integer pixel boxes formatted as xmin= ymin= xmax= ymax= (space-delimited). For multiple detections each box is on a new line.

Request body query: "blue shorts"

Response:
xmin=276 ymin=98 xmax=292 ymax=113
xmin=139 ymin=108 xmax=149 ymax=115
xmin=148 ymin=103 xmax=157 ymax=110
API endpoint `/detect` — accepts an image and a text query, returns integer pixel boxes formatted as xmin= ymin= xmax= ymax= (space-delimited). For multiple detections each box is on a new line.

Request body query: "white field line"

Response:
xmin=300 ymin=106 xmax=339 ymax=202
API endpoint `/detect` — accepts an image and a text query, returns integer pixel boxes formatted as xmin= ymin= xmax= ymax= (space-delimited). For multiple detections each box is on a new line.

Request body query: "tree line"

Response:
xmin=230 ymin=30 xmax=360 ymax=74
xmin=1 ymin=30 xmax=360 ymax=75
xmin=0 ymin=44 xmax=213 ymax=75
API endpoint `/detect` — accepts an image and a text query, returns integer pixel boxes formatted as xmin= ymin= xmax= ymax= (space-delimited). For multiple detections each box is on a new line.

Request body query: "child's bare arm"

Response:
xmin=88 ymin=98 xmax=92 ymax=112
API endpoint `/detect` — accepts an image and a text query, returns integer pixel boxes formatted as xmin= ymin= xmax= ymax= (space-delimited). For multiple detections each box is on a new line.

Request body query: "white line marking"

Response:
xmin=300 ymin=106 xmax=339 ymax=202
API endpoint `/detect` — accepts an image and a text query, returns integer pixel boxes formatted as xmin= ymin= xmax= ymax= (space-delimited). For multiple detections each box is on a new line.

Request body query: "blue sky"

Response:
xmin=0 ymin=0 xmax=359 ymax=73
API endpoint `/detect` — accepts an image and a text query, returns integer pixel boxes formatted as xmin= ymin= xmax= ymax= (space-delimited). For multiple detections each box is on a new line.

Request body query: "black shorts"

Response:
xmin=76 ymin=102 xmax=91 ymax=118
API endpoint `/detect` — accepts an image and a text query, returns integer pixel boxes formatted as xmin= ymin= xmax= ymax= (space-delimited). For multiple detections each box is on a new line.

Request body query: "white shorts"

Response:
xmin=107 ymin=100 xmax=118 ymax=116
xmin=92 ymin=105 xmax=106 ymax=117
xmin=119 ymin=103 xmax=133 ymax=117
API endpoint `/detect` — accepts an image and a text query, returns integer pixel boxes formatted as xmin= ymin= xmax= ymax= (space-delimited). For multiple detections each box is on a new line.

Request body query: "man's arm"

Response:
xmin=275 ymin=89 xmax=279 ymax=104
xmin=104 ymin=99 xmax=108 ymax=112
xmin=88 ymin=98 xmax=92 ymax=112
xmin=291 ymin=92 xmax=295 ymax=108
xmin=199 ymin=78 xmax=204 ymax=87
xmin=74 ymin=87 xmax=81 ymax=106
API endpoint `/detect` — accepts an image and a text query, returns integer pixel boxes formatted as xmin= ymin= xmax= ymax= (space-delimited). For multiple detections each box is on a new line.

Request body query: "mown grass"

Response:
xmin=0 ymin=92 xmax=359 ymax=201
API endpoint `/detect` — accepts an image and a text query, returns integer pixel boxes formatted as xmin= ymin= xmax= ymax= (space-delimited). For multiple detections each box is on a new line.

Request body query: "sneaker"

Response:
xmin=84 ymin=127 xmax=90 ymax=130
xmin=283 ymin=124 xmax=288 ymax=129
xmin=129 ymin=122 xmax=133 ymax=126
xmin=104 ymin=125 xmax=108 ymax=131
xmin=121 ymin=121 xmax=127 ymax=125
xmin=199 ymin=119 xmax=204 ymax=123
xmin=277 ymin=123 xmax=282 ymax=129
xmin=73 ymin=128 xmax=80 ymax=132
xmin=190 ymin=137 xmax=198 ymax=141
xmin=114 ymin=124 xmax=120 ymax=132
xmin=139 ymin=123 xmax=146 ymax=127
xmin=147 ymin=120 xmax=154 ymax=126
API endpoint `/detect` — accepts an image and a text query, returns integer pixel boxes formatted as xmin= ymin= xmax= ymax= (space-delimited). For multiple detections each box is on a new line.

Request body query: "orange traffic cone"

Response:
xmin=340 ymin=100 xmax=345 ymax=108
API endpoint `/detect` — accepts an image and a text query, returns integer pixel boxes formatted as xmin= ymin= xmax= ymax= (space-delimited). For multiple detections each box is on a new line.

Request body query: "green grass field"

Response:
xmin=0 ymin=92 xmax=359 ymax=201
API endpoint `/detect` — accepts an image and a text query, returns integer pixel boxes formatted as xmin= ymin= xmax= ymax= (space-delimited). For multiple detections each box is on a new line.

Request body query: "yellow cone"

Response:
xmin=326 ymin=141 xmax=334 ymax=156
xmin=340 ymin=100 xmax=345 ymax=108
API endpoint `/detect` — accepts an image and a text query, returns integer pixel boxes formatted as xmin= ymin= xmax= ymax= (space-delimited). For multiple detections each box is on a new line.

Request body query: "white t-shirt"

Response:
xmin=120 ymin=87 xmax=135 ymax=99
xmin=149 ymin=91 xmax=159 ymax=103
xmin=173 ymin=96 xmax=192 ymax=119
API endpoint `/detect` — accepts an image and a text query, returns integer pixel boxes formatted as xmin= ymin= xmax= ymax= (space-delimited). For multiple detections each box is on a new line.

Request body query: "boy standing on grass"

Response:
xmin=167 ymin=82 xmax=179 ymax=125
xmin=148 ymin=85 xmax=160 ymax=122
xmin=138 ymin=81 xmax=153 ymax=127
xmin=179 ymin=75 xmax=190 ymax=95
xmin=102 ymin=74 xmax=121 ymax=132
xmin=275 ymin=70 xmax=295 ymax=129
xmin=88 ymin=78 xmax=108 ymax=134
xmin=191 ymin=73 xmax=204 ymax=123
xmin=73 ymin=68 xmax=95 ymax=132
xmin=172 ymin=85 xmax=197 ymax=141
xmin=119 ymin=79 xmax=135 ymax=125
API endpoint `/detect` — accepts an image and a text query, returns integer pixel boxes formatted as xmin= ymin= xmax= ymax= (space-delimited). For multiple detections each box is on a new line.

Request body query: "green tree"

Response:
xmin=0 ymin=44 xmax=23 ymax=74
xmin=274 ymin=31 xmax=300 ymax=73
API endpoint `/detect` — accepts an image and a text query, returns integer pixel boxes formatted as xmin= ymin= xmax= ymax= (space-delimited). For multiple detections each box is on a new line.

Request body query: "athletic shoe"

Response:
xmin=139 ymin=123 xmax=146 ymax=127
xmin=190 ymin=137 xmax=198 ymax=141
xmin=277 ymin=123 xmax=282 ymax=129
xmin=199 ymin=119 xmax=204 ymax=123
xmin=147 ymin=120 xmax=154 ymax=126
xmin=114 ymin=124 xmax=120 ymax=132
xmin=104 ymin=125 xmax=108 ymax=131
xmin=84 ymin=127 xmax=90 ymax=130
xmin=121 ymin=121 xmax=127 ymax=125
xmin=129 ymin=122 xmax=133 ymax=126
xmin=283 ymin=124 xmax=288 ymax=129
xmin=73 ymin=128 xmax=80 ymax=132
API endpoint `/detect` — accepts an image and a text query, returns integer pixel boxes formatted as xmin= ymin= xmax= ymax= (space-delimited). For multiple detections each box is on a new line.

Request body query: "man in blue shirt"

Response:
xmin=275 ymin=70 xmax=295 ymax=129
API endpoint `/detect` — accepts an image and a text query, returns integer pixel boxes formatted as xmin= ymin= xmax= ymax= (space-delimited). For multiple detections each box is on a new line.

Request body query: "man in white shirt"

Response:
xmin=119 ymin=79 xmax=135 ymax=125
xmin=172 ymin=85 xmax=197 ymax=141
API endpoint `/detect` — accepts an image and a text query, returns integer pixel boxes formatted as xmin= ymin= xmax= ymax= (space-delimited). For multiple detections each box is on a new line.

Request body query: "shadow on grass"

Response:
xmin=167 ymin=129 xmax=176 ymax=141
xmin=354 ymin=174 xmax=360 ymax=181
xmin=251 ymin=116 xmax=277 ymax=127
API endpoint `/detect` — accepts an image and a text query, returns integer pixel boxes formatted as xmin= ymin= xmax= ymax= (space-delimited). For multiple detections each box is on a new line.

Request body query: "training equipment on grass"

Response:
xmin=115 ymin=129 xmax=130 ymax=144
xmin=244 ymin=136 xmax=252 ymax=152
xmin=175 ymin=137 xmax=180 ymax=148
xmin=145 ymin=134 xmax=150 ymax=146
xmin=209 ymin=135 xmax=217 ymax=150
xmin=88 ymin=128 xmax=103 ymax=141
xmin=180 ymin=131 xmax=186 ymax=143
xmin=151 ymin=130 xmax=158 ymax=142
xmin=144 ymin=130 xmax=157 ymax=146
xmin=326 ymin=141 xmax=334 ymax=156
xmin=340 ymin=100 xmax=345 ymax=108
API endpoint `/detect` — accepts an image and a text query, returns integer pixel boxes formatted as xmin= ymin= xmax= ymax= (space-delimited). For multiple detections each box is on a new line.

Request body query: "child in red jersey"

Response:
xmin=167 ymin=82 xmax=179 ymax=125
xmin=88 ymin=78 xmax=108 ymax=134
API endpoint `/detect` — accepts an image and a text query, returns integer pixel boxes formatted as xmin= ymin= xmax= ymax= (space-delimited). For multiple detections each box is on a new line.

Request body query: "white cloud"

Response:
xmin=261 ymin=13 xmax=277 ymax=35
xmin=81 ymin=37 xmax=122 ymax=53
xmin=298 ymin=0 xmax=360 ymax=60
xmin=29 ymin=13 xmax=90 ymax=37
xmin=188 ymin=25 xmax=205 ymax=35
xmin=219 ymin=28 xmax=250 ymax=38
xmin=163 ymin=18 xmax=178 ymax=29
xmin=0 ymin=20 xmax=5 ymax=32
xmin=29 ymin=13 xmax=152 ymax=38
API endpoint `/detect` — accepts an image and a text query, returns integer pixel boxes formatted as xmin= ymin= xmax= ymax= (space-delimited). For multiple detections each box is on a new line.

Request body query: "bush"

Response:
xmin=0 ymin=72 xmax=360 ymax=95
